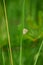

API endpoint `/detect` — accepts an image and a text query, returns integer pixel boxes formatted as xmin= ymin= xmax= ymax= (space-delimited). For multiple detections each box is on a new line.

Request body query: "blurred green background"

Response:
xmin=0 ymin=0 xmax=43 ymax=65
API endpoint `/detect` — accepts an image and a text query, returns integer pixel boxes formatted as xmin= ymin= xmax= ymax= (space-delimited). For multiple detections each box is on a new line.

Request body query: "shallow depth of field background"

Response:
xmin=0 ymin=0 xmax=43 ymax=65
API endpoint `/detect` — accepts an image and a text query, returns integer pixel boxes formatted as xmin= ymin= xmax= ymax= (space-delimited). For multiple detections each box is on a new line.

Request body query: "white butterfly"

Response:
xmin=23 ymin=28 xmax=28 ymax=35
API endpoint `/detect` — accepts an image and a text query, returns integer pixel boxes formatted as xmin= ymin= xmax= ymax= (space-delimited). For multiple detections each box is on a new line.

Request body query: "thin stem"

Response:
xmin=19 ymin=0 xmax=25 ymax=65
xmin=3 ymin=0 xmax=14 ymax=65
xmin=2 ymin=48 xmax=5 ymax=65
xmin=34 ymin=40 xmax=43 ymax=65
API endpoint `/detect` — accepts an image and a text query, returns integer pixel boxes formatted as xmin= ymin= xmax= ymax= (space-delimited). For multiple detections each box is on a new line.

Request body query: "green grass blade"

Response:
xmin=3 ymin=0 xmax=14 ymax=65
xmin=2 ymin=48 xmax=5 ymax=65
xmin=34 ymin=40 xmax=43 ymax=65
xmin=19 ymin=0 xmax=25 ymax=65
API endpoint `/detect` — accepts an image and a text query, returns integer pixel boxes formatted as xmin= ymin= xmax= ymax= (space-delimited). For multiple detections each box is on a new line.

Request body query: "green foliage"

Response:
xmin=0 ymin=0 xmax=43 ymax=65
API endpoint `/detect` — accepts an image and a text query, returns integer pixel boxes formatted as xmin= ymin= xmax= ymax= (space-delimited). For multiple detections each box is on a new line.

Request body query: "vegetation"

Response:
xmin=0 ymin=0 xmax=43 ymax=65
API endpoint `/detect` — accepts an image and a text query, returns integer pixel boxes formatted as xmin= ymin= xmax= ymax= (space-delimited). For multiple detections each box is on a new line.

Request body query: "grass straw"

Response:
xmin=19 ymin=0 xmax=25 ymax=65
xmin=3 ymin=0 xmax=14 ymax=65
xmin=2 ymin=48 xmax=5 ymax=65
xmin=34 ymin=40 xmax=43 ymax=65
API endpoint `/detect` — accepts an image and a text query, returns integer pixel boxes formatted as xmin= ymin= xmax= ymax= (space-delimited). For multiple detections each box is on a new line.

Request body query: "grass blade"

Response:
xmin=19 ymin=0 xmax=25 ymax=65
xmin=2 ymin=48 xmax=5 ymax=65
xmin=34 ymin=40 xmax=43 ymax=65
xmin=3 ymin=0 xmax=14 ymax=65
